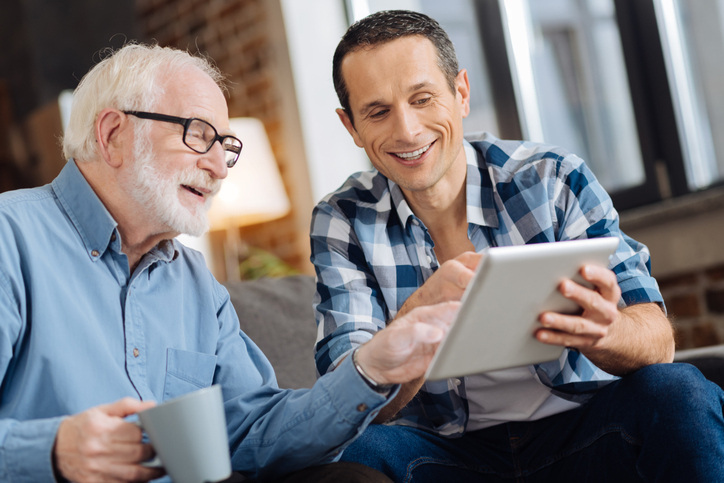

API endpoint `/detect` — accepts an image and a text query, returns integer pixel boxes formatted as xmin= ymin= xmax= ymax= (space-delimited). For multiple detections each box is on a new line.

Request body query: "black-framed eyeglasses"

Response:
xmin=123 ymin=111 xmax=243 ymax=168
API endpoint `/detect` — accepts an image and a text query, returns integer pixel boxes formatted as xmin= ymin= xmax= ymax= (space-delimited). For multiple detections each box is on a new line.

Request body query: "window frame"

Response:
xmin=474 ymin=0 xmax=716 ymax=211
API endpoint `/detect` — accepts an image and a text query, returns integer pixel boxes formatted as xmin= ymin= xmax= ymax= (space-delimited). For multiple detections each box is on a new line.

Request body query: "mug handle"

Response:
xmin=133 ymin=420 xmax=164 ymax=468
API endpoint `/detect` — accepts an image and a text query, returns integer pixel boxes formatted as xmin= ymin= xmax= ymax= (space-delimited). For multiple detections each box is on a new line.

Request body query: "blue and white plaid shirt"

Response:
xmin=310 ymin=133 xmax=663 ymax=436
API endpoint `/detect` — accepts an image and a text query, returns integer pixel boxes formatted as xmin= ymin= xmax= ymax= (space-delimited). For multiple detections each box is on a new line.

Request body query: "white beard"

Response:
xmin=126 ymin=133 xmax=220 ymax=237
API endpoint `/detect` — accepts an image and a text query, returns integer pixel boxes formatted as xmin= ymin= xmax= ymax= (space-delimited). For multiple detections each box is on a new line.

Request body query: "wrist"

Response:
xmin=352 ymin=347 xmax=394 ymax=394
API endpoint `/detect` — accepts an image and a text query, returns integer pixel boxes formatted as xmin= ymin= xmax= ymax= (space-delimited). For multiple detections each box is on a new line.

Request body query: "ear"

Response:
xmin=95 ymin=108 xmax=129 ymax=168
xmin=336 ymin=108 xmax=364 ymax=148
xmin=455 ymin=69 xmax=471 ymax=119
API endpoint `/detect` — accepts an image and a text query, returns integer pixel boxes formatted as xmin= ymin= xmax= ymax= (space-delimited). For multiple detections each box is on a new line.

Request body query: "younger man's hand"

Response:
xmin=536 ymin=264 xmax=621 ymax=350
xmin=397 ymin=252 xmax=481 ymax=318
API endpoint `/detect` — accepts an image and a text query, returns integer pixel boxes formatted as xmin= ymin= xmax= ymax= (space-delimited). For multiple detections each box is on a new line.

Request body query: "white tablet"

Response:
xmin=425 ymin=237 xmax=620 ymax=381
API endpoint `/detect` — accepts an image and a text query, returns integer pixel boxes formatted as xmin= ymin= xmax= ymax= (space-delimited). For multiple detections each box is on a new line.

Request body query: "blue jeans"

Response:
xmin=341 ymin=363 xmax=724 ymax=482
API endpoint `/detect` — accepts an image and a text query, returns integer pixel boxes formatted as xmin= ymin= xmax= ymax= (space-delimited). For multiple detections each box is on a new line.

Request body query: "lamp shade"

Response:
xmin=208 ymin=118 xmax=290 ymax=230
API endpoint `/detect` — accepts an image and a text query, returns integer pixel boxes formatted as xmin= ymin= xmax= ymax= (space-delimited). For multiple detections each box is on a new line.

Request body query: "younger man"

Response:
xmin=311 ymin=10 xmax=724 ymax=482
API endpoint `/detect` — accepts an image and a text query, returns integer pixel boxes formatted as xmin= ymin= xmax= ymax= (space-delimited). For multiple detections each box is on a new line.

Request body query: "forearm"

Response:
xmin=397 ymin=290 xmax=426 ymax=319
xmin=583 ymin=302 xmax=675 ymax=375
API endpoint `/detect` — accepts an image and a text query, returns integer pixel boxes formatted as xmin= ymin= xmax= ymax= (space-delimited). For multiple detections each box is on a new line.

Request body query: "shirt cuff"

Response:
xmin=2 ymin=416 xmax=64 ymax=483
xmin=318 ymin=356 xmax=400 ymax=425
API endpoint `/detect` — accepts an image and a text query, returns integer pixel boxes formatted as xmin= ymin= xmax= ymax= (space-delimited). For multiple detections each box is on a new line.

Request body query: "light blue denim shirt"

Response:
xmin=0 ymin=160 xmax=392 ymax=482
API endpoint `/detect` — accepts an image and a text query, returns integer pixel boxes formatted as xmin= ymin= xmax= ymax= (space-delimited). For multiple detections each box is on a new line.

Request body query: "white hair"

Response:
xmin=62 ymin=43 xmax=225 ymax=162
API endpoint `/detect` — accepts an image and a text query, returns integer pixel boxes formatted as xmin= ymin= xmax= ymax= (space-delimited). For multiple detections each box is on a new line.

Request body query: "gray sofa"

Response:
xmin=224 ymin=275 xmax=724 ymax=390
xmin=225 ymin=275 xmax=318 ymax=389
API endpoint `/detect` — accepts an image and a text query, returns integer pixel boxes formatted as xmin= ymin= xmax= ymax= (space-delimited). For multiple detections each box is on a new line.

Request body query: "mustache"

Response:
xmin=178 ymin=168 xmax=222 ymax=197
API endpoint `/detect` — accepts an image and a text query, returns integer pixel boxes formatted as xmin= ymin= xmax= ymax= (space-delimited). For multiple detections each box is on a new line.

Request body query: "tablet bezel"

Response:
xmin=425 ymin=237 xmax=620 ymax=381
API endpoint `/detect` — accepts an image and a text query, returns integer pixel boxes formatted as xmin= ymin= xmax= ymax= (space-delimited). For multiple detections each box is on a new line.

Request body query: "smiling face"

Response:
xmin=337 ymin=36 xmax=470 ymax=199
xmin=122 ymin=65 xmax=231 ymax=236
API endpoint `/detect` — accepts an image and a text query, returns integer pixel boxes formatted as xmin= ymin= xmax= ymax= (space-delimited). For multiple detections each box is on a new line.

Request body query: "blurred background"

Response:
xmin=1 ymin=0 xmax=723 ymax=350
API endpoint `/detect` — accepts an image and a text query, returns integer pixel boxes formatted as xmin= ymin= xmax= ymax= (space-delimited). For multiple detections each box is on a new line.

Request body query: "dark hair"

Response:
xmin=332 ymin=10 xmax=459 ymax=124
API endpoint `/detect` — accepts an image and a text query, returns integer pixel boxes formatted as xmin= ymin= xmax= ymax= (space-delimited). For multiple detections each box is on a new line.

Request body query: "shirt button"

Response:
xmin=356 ymin=403 xmax=368 ymax=412
xmin=91 ymin=250 xmax=100 ymax=257
xmin=111 ymin=233 xmax=117 ymax=242
xmin=412 ymin=219 xmax=420 ymax=226
xmin=133 ymin=348 xmax=140 ymax=358
xmin=426 ymin=255 xmax=432 ymax=264
xmin=454 ymin=378 xmax=462 ymax=386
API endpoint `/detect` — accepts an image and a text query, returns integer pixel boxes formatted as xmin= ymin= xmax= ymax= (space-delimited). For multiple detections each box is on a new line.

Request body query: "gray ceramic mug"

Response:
xmin=136 ymin=385 xmax=232 ymax=483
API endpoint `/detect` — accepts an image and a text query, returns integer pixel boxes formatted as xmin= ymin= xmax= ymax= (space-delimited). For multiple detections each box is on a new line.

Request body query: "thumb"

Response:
xmin=457 ymin=251 xmax=483 ymax=270
xmin=413 ymin=323 xmax=445 ymax=344
xmin=99 ymin=397 xmax=157 ymax=418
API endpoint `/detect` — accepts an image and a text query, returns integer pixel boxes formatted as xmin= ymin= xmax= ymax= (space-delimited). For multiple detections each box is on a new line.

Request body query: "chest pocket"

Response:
xmin=163 ymin=348 xmax=217 ymax=401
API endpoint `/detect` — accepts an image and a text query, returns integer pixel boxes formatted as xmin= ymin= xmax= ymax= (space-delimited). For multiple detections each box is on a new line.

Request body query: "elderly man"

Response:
xmin=311 ymin=9 xmax=724 ymax=482
xmin=0 ymin=43 xmax=458 ymax=483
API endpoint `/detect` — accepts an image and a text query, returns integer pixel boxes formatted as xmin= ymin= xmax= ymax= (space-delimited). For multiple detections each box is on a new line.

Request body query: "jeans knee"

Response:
xmin=625 ymin=363 xmax=722 ymax=415
xmin=341 ymin=425 xmax=392 ymax=467
xmin=341 ymin=425 xmax=459 ymax=482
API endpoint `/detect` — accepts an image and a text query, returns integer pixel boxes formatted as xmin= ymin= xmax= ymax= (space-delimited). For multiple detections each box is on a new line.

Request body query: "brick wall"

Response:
xmin=621 ymin=189 xmax=724 ymax=351
xmin=659 ymin=264 xmax=724 ymax=350
xmin=135 ymin=0 xmax=313 ymax=277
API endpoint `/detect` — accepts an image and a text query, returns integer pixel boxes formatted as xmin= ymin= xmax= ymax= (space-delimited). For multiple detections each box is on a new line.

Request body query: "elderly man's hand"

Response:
xmin=354 ymin=301 xmax=459 ymax=385
xmin=54 ymin=398 xmax=165 ymax=483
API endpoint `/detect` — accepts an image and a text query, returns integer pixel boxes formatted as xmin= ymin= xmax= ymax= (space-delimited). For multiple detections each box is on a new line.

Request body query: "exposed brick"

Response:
xmin=706 ymin=288 xmax=724 ymax=314
xmin=705 ymin=264 xmax=724 ymax=282
xmin=691 ymin=322 xmax=721 ymax=347
xmin=133 ymin=0 xmax=329 ymax=276
xmin=672 ymin=324 xmax=688 ymax=350
xmin=175 ymin=0 xmax=196 ymax=19
xmin=665 ymin=293 xmax=701 ymax=317
xmin=656 ymin=272 xmax=698 ymax=291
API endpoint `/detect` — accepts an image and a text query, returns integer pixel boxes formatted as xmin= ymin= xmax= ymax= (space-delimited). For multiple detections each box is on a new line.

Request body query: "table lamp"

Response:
xmin=207 ymin=117 xmax=290 ymax=281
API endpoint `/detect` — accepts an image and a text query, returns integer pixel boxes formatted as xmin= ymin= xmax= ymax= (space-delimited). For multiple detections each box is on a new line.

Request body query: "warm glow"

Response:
xmin=208 ymin=118 xmax=290 ymax=229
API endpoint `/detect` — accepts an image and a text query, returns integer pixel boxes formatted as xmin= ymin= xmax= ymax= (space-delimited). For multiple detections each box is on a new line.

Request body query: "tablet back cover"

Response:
xmin=425 ymin=237 xmax=619 ymax=380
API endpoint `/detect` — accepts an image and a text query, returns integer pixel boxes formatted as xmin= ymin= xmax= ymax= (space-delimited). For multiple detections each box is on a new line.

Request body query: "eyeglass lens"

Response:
xmin=184 ymin=119 xmax=242 ymax=167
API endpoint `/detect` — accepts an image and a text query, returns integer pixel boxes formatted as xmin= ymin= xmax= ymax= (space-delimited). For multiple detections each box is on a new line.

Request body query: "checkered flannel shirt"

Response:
xmin=310 ymin=132 xmax=664 ymax=436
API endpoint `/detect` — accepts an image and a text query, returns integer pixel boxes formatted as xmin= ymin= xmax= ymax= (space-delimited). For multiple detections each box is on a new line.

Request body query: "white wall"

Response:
xmin=280 ymin=0 xmax=371 ymax=203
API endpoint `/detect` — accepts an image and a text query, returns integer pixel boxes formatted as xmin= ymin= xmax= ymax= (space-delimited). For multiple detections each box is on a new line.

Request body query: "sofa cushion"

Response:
xmin=224 ymin=275 xmax=318 ymax=389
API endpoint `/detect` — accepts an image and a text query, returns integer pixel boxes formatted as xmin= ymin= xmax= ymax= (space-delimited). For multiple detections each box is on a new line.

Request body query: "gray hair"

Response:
xmin=62 ymin=43 xmax=225 ymax=161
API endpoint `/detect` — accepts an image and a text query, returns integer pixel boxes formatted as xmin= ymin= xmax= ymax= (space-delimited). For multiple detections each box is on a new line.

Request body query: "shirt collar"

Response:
xmin=463 ymin=139 xmax=499 ymax=229
xmin=51 ymin=160 xmax=178 ymax=263
xmin=388 ymin=179 xmax=413 ymax=226
xmin=388 ymin=139 xmax=499 ymax=230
